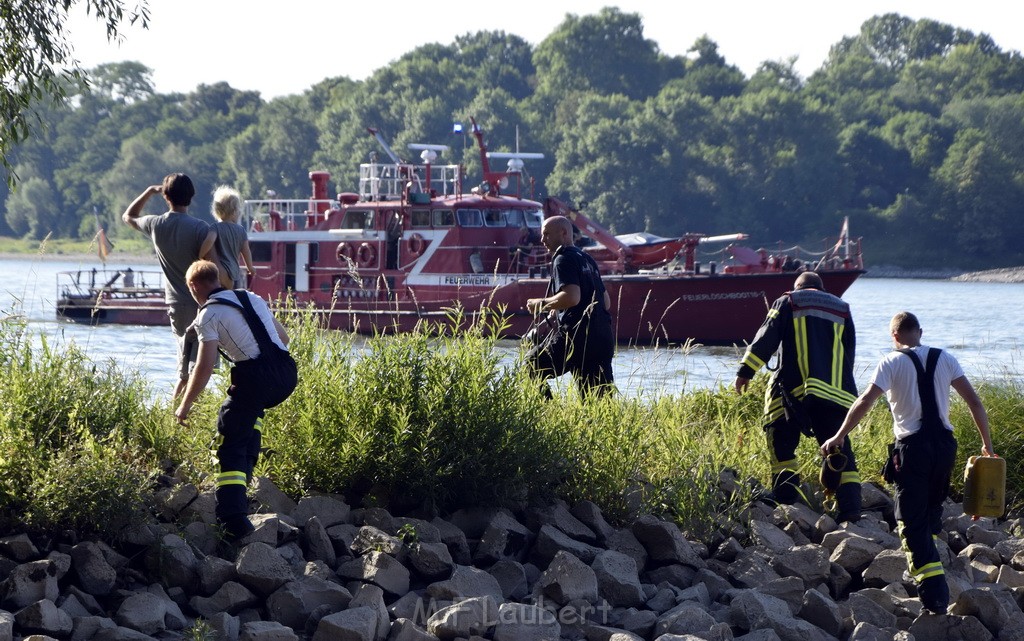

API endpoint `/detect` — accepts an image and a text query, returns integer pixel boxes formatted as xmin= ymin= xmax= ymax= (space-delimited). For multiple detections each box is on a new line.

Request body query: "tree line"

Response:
xmin=3 ymin=8 xmax=1024 ymax=269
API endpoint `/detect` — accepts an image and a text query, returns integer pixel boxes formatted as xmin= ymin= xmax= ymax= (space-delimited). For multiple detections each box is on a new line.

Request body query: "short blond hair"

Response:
xmin=212 ymin=185 xmax=242 ymax=222
xmin=186 ymin=260 xmax=220 ymax=286
xmin=890 ymin=311 xmax=920 ymax=335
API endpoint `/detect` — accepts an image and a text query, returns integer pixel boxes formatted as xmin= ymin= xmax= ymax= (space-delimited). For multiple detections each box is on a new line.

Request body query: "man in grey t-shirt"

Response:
xmin=122 ymin=173 xmax=217 ymax=398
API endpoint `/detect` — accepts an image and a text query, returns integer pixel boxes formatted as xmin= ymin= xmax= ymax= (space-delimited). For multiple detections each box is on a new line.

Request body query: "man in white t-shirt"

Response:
xmin=821 ymin=311 xmax=994 ymax=615
xmin=175 ymin=260 xmax=297 ymax=542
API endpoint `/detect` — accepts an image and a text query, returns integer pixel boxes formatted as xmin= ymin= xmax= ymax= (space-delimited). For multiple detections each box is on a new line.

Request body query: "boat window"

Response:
xmin=432 ymin=209 xmax=455 ymax=227
xmin=504 ymin=209 xmax=525 ymax=228
xmin=251 ymin=242 xmax=272 ymax=262
xmin=457 ymin=209 xmax=482 ymax=227
xmin=525 ymin=209 xmax=543 ymax=228
xmin=483 ymin=209 xmax=506 ymax=227
xmin=411 ymin=209 xmax=431 ymax=228
xmin=340 ymin=210 xmax=374 ymax=229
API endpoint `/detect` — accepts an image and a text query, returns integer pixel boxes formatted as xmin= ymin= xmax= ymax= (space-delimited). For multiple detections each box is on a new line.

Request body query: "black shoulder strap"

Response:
xmin=201 ymin=291 xmax=278 ymax=358
xmin=897 ymin=347 xmax=944 ymax=433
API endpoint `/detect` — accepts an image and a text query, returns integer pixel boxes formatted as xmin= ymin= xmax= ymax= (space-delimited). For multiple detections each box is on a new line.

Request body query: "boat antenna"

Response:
xmin=367 ymin=127 xmax=405 ymax=164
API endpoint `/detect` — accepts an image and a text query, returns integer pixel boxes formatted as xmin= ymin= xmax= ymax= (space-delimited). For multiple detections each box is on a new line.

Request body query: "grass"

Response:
xmin=2 ymin=298 xmax=1023 ymax=541
xmin=0 ymin=234 xmax=154 ymax=258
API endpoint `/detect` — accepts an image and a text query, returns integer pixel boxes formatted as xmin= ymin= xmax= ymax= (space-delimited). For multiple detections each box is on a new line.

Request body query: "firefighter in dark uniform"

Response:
xmin=734 ymin=271 xmax=862 ymax=522
xmin=526 ymin=215 xmax=615 ymax=398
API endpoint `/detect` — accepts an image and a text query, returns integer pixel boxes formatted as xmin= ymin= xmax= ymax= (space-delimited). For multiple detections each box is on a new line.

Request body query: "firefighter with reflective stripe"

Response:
xmin=734 ymin=271 xmax=862 ymax=522
xmin=822 ymin=311 xmax=994 ymax=615
xmin=175 ymin=260 xmax=295 ymax=542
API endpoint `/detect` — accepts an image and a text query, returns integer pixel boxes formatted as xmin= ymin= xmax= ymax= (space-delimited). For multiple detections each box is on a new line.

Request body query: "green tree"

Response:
xmin=5 ymin=175 xmax=59 ymax=239
xmin=1 ymin=0 xmax=150 ymax=185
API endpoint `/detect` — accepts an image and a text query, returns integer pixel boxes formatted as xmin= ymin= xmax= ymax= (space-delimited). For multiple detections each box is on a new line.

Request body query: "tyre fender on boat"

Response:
xmin=356 ymin=243 xmax=377 ymax=267
xmin=337 ymin=242 xmax=354 ymax=263
xmin=407 ymin=233 xmax=426 ymax=257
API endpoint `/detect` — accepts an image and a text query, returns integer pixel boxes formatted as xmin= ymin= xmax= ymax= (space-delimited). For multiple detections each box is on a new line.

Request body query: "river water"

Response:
xmin=2 ymin=256 xmax=1022 ymax=400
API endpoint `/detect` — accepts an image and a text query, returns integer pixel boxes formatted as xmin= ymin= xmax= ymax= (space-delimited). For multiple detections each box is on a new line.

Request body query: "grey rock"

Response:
xmin=114 ymin=592 xmax=166 ymax=636
xmin=534 ymin=551 xmax=599 ymax=606
xmin=408 ymin=541 xmax=454 ymax=580
xmin=154 ymin=482 xmax=198 ymax=520
xmin=524 ymin=501 xmax=598 ymax=544
xmin=207 ymin=612 xmax=241 ymax=641
xmin=200 ymin=554 xmax=239 ymax=596
xmin=949 ymin=587 xmax=1010 ymax=636
xmin=426 ymin=596 xmax=498 ymax=640
xmin=70 ymin=615 xmax=118 ymax=641
xmin=604 ymin=529 xmax=648 ymax=574
xmin=860 ymin=549 xmax=906 ymax=589
xmin=756 ymin=577 xmax=805 ymax=616
xmin=492 ymin=602 xmax=559 ymax=641
xmin=349 ymin=583 xmax=389 ymax=641
xmin=750 ymin=520 xmax=796 ymax=554
xmin=487 ymin=559 xmax=529 ymax=601
xmin=338 ymin=551 xmax=410 ymax=596
xmin=266 ymin=576 xmax=352 ymax=629
xmin=474 ymin=512 xmax=533 ymax=565
xmin=352 ymin=526 xmax=404 ymax=557
xmin=591 ymin=550 xmax=644 ymax=608
xmin=616 ymin=608 xmax=656 ymax=638
xmin=630 ymin=516 xmax=705 ymax=569
xmin=430 ymin=518 xmax=472 ymax=566
xmin=730 ymin=589 xmax=834 ymax=641
xmin=70 ymin=542 xmax=117 ymax=596
xmin=799 ymin=588 xmax=843 ymax=638
xmin=533 ymin=524 xmax=603 ymax=565
xmin=0 ymin=535 xmax=39 ymax=562
xmin=252 ymin=477 xmax=298 ymax=515
xmin=14 ymin=599 xmax=73 ymax=637
xmin=1 ymin=560 xmax=59 ymax=609
xmin=729 ymin=549 xmax=782 ymax=589
xmin=847 ymin=592 xmax=896 ymax=630
xmin=387 ymin=618 xmax=439 ymax=641
xmin=236 ymin=542 xmax=295 ymax=597
xmin=150 ymin=534 xmax=199 ymax=592
xmin=426 ymin=565 xmax=504 ymax=603
xmin=907 ymin=612 xmax=994 ymax=641
xmin=653 ymin=601 xmax=717 ymax=637
xmin=829 ymin=536 xmax=884 ymax=575
xmin=570 ymin=501 xmax=616 ymax=543
xmin=190 ymin=581 xmax=259 ymax=617
xmin=583 ymin=626 xmax=643 ymax=641
xmin=772 ymin=544 xmax=830 ymax=586
xmin=240 ymin=621 xmax=298 ymax=641
xmin=293 ymin=495 xmax=351 ymax=528
xmin=393 ymin=518 xmax=442 ymax=544
xmin=313 ymin=606 xmax=378 ymax=641
xmin=303 ymin=516 xmax=337 ymax=567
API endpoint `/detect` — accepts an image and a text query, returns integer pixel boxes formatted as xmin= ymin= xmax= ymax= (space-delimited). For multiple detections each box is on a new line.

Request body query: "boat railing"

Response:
xmin=244 ymin=199 xmax=342 ymax=231
xmin=359 ymin=161 xmax=461 ymax=201
xmin=57 ymin=268 xmax=164 ymax=299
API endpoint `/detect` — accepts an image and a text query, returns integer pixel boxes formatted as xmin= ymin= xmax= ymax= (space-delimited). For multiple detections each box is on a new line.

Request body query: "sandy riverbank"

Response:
xmin=0 ymin=251 xmax=158 ymax=265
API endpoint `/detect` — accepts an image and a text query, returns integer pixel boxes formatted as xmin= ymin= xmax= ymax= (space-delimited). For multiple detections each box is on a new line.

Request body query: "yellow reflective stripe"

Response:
xmin=840 ymin=471 xmax=861 ymax=485
xmin=794 ymin=317 xmax=809 ymax=381
xmin=832 ymin=323 xmax=843 ymax=388
xmin=767 ymin=308 xmax=780 ymax=319
xmin=913 ymin=562 xmax=945 ymax=580
xmin=803 ymin=378 xmax=857 ymax=407
xmin=742 ymin=352 xmax=766 ymax=371
xmin=771 ymin=459 xmax=799 ymax=474
xmin=254 ymin=417 xmax=263 ymax=433
xmin=217 ymin=471 xmax=247 ymax=487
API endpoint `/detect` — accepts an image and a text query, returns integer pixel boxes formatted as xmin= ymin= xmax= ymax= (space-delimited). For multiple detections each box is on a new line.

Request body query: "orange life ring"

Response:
xmin=408 ymin=233 xmax=425 ymax=257
xmin=356 ymin=243 xmax=377 ymax=267
xmin=337 ymin=242 xmax=354 ymax=262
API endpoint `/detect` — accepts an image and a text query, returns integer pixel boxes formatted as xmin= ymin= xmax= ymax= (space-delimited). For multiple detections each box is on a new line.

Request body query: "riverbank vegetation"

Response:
xmin=3 ymin=11 xmax=1024 ymax=270
xmin=2 ymin=307 xmax=1021 ymax=543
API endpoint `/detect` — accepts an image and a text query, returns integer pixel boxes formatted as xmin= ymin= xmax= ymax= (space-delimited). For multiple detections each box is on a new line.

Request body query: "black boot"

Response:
xmin=834 ymin=482 xmax=863 ymax=523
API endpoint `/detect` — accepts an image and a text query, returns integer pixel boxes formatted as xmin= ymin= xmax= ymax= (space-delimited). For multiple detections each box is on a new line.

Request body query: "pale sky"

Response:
xmin=67 ymin=0 xmax=1023 ymax=100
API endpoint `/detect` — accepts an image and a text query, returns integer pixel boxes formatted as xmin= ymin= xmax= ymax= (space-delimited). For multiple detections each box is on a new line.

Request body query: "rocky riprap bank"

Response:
xmin=1 ymin=475 xmax=1023 ymax=641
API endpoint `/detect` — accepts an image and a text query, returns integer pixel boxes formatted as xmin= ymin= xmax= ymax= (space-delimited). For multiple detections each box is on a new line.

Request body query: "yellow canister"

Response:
xmin=963 ymin=455 xmax=1006 ymax=518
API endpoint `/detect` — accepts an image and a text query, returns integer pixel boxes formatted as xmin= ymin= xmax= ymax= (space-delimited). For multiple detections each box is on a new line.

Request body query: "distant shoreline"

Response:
xmin=0 ymin=251 xmax=158 ymax=265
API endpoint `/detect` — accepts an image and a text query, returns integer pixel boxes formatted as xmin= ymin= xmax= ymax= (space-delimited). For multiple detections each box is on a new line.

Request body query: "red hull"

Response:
xmin=264 ymin=268 xmax=862 ymax=346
